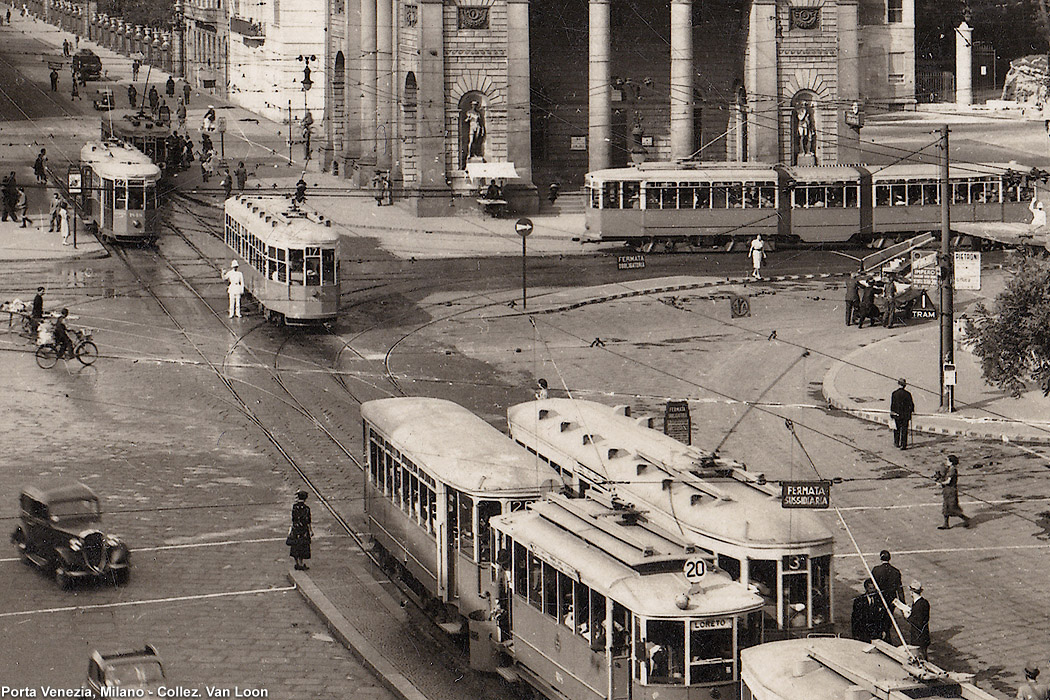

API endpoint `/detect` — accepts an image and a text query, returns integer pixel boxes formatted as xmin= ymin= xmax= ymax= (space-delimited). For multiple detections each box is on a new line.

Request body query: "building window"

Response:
xmin=887 ymin=0 xmax=903 ymax=23
xmin=888 ymin=51 xmax=906 ymax=84
xmin=457 ymin=6 xmax=489 ymax=29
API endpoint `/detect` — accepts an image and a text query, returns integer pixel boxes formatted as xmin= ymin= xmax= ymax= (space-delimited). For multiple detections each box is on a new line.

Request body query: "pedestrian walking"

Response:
xmin=148 ymin=85 xmax=160 ymax=116
xmin=70 ymin=73 xmax=79 ymax=100
xmin=182 ymin=80 xmax=191 ymax=104
xmin=127 ymin=83 xmax=137 ymax=109
xmin=131 ymin=58 xmax=140 ymax=81
xmin=2 ymin=171 xmax=17 ymax=222
xmin=5 ymin=9 xmax=9 ymax=24
xmin=165 ymin=75 xmax=175 ymax=97
xmin=850 ymin=579 xmax=883 ymax=643
xmin=48 ymin=193 xmax=62 ymax=232
xmin=234 ymin=161 xmax=247 ymax=191
xmin=202 ymin=105 xmax=216 ymax=132
xmin=287 ymin=489 xmax=312 ymax=570
xmin=58 ymin=202 xmax=70 ymax=245
xmin=33 ymin=148 xmax=47 ymax=184
xmin=535 ymin=378 xmax=549 ymax=400
xmin=30 ymin=286 xmax=44 ymax=334
xmin=16 ymin=187 xmax=29 ymax=227
xmin=220 ymin=170 xmax=232 ymax=199
xmin=870 ymin=549 xmax=903 ymax=642
xmin=74 ymin=35 xmax=78 ymax=49
xmin=936 ymin=455 xmax=972 ymax=529
xmin=892 ymin=580 xmax=930 ymax=660
xmin=221 ymin=259 xmax=244 ymax=318
xmin=844 ymin=272 xmax=860 ymax=326
xmin=62 ymin=38 xmax=69 ymax=56
xmin=882 ymin=272 xmax=900 ymax=328
xmin=49 ymin=68 xmax=58 ymax=92
xmin=748 ymin=233 xmax=766 ymax=279
xmin=890 ymin=378 xmax=914 ymax=450
xmin=855 ymin=278 xmax=880 ymax=328
xmin=201 ymin=149 xmax=214 ymax=183
xmin=1017 ymin=665 xmax=1049 ymax=700
xmin=176 ymin=97 xmax=186 ymax=131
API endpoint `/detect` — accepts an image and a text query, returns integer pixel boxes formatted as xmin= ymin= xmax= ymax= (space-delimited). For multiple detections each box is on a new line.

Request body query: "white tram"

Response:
xmin=488 ymin=492 xmax=764 ymax=700
xmin=79 ymin=141 xmax=162 ymax=243
xmin=740 ymin=638 xmax=997 ymax=700
xmin=361 ymin=398 xmax=563 ymax=617
xmin=507 ymin=399 xmax=835 ymax=637
xmin=223 ymin=196 xmax=341 ymax=324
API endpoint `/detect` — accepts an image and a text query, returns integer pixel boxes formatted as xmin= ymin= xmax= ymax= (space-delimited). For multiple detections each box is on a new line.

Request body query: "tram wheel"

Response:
xmin=76 ymin=341 xmax=98 ymax=366
xmin=35 ymin=344 xmax=59 ymax=369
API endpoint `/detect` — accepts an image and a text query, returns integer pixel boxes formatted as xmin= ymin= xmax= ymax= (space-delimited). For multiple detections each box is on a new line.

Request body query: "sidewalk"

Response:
xmin=0 ymin=219 xmax=106 ymax=260
xmin=823 ymin=323 xmax=1050 ymax=444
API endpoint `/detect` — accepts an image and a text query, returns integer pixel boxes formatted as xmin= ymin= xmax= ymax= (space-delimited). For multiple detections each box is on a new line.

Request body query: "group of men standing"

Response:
xmin=851 ymin=550 xmax=930 ymax=659
xmin=845 ymin=271 xmax=905 ymax=329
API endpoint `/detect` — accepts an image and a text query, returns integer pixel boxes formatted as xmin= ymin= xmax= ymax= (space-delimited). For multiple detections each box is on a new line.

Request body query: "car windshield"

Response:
xmin=49 ymin=498 xmax=100 ymax=522
xmin=104 ymin=662 xmax=165 ymax=686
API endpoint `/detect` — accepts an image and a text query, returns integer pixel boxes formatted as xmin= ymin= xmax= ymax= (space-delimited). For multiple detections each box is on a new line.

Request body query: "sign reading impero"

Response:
xmin=781 ymin=480 xmax=832 ymax=509
xmin=664 ymin=400 xmax=691 ymax=445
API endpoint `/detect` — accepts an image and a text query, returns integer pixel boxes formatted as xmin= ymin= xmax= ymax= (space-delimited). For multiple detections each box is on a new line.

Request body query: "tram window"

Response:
xmin=623 ymin=182 xmax=640 ymax=209
xmin=760 ymin=185 xmax=776 ymax=208
xmin=590 ymin=185 xmax=601 ymax=209
xmin=689 ymin=625 xmax=732 ymax=684
xmin=104 ymin=180 xmax=114 ymax=214
xmin=369 ymin=441 xmax=379 ymax=482
xmin=276 ymin=248 xmax=287 ymax=283
xmin=711 ymin=184 xmax=728 ymax=209
xmin=305 ymin=257 xmax=321 ymax=285
xmin=985 ymin=180 xmax=1001 ymax=203
xmin=421 ymin=485 xmax=435 ymax=534
xmin=127 ymin=183 xmax=145 ymax=210
xmin=409 ymin=475 xmax=419 ymax=520
xmin=611 ymin=602 xmax=630 ymax=655
xmin=513 ymin=542 xmax=528 ymax=596
xmin=376 ymin=452 xmax=386 ymax=492
xmin=322 ymin=249 xmax=336 ymax=284
xmin=115 ymin=182 xmax=127 ymax=208
xmin=1005 ymin=182 xmax=1025 ymax=202
xmin=557 ymin=571 xmax=574 ymax=627
xmin=783 ymin=571 xmax=808 ymax=629
xmin=588 ymin=591 xmax=606 ymax=647
xmin=645 ymin=619 xmax=684 ymax=685
xmin=288 ymin=249 xmax=305 ymax=285
xmin=477 ymin=500 xmax=500 ymax=564
xmin=727 ymin=183 xmax=743 ymax=208
xmin=695 ymin=184 xmax=711 ymax=209
xmin=573 ymin=580 xmax=589 ymax=636
xmin=740 ymin=610 xmax=763 ymax=649
xmin=811 ymin=555 xmax=831 ymax=626
xmin=392 ymin=458 xmax=402 ymax=503
xmin=922 ymin=183 xmax=939 ymax=205
xmin=952 ymin=182 xmax=968 ymax=204
xmin=875 ymin=184 xmax=891 ymax=207
xmin=827 ymin=185 xmax=844 ymax=208
xmin=845 ymin=185 xmax=859 ymax=208
xmin=542 ymin=562 xmax=558 ymax=617
xmin=748 ymin=559 xmax=777 ymax=625
xmin=603 ymin=181 xmax=620 ymax=209
xmin=527 ymin=553 xmax=542 ymax=610
xmin=971 ymin=182 xmax=987 ymax=203
xmin=458 ymin=493 xmax=474 ymax=558
xmin=743 ymin=185 xmax=758 ymax=209
xmin=717 ymin=554 xmax=740 ymax=581
xmin=905 ymin=183 xmax=921 ymax=205
xmin=807 ymin=186 xmax=825 ymax=208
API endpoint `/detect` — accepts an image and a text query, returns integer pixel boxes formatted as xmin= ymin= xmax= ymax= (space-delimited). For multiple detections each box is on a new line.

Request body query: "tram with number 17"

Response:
xmin=79 ymin=141 xmax=162 ymax=243
xmin=223 ymin=195 xmax=341 ymax=325
xmin=507 ymin=399 xmax=836 ymax=638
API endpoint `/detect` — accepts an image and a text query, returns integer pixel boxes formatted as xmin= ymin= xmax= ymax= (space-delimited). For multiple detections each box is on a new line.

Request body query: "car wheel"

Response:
xmin=55 ymin=565 xmax=72 ymax=590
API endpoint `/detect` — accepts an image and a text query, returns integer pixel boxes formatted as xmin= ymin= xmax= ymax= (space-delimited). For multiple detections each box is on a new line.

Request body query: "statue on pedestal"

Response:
xmin=461 ymin=100 xmax=485 ymax=169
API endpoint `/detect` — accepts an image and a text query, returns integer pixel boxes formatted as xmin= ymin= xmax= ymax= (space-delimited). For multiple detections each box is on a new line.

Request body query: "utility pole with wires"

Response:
xmin=939 ymin=125 xmax=955 ymax=412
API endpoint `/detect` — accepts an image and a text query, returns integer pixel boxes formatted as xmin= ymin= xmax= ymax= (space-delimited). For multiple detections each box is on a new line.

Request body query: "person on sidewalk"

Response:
xmin=59 ymin=202 xmax=70 ymax=244
xmin=202 ymin=105 xmax=216 ymax=132
xmin=175 ymin=97 xmax=186 ymax=131
xmin=882 ymin=272 xmax=900 ymax=328
xmin=221 ymin=260 xmax=244 ymax=318
xmin=748 ymin=233 xmax=766 ymax=279
xmin=871 ymin=549 xmax=903 ymax=642
xmin=148 ymin=85 xmax=160 ymax=117
xmin=48 ymin=193 xmax=62 ymax=232
xmin=165 ymin=75 xmax=175 ymax=97
xmin=201 ymin=149 xmax=214 ymax=183
xmin=33 ymin=148 xmax=47 ymax=185
xmin=182 ymin=80 xmax=190 ymax=105
xmin=16 ymin=187 xmax=29 ymax=227
xmin=890 ymin=378 xmax=915 ymax=449
xmin=30 ymin=286 xmax=44 ymax=335
xmin=70 ymin=72 xmax=79 ymax=100
xmin=131 ymin=58 xmax=140 ymax=81
xmin=855 ymin=278 xmax=880 ymax=328
xmin=845 ymin=272 xmax=860 ymax=326
xmin=287 ymin=489 xmax=312 ymax=570
xmin=893 ymin=580 xmax=930 ymax=660
xmin=936 ymin=455 xmax=972 ymax=529
xmin=49 ymin=68 xmax=58 ymax=92
xmin=127 ymin=83 xmax=137 ymax=109
xmin=234 ymin=161 xmax=248 ymax=191
xmin=1 ymin=171 xmax=16 ymax=222
xmin=1017 ymin=665 xmax=1049 ymax=700
xmin=220 ymin=169 xmax=232 ymax=199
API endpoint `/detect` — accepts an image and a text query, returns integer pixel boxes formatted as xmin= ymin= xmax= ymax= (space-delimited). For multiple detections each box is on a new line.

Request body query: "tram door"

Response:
xmin=610 ymin=657 xmax=630 ymax=700
xmin=446 ymin=491 xmax=457 ymax=597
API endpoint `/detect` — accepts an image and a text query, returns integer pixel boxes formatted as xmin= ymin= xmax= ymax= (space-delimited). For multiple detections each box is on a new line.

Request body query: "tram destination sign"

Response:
xmin=617 ymin=254 xmax=646 ymax=270
xmin=781 ymin=480 xmax=832 ymax=509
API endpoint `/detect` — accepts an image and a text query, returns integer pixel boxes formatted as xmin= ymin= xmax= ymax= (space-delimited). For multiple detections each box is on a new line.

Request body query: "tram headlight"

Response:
xmin=69 ymin=537 xmax=83 ymax=551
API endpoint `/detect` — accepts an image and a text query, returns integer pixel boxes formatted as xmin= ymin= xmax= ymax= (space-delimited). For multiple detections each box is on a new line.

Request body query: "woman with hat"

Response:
xmin=288 ymin=489 xmax=312 ymax=570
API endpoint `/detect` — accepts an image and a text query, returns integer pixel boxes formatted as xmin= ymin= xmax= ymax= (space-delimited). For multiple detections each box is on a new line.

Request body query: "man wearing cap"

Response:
xmin=221 ymin=260 xmax=245 ymax=318
xmin=890 ymin=377 xmax=915 ymax=449
xmin=893 ymin=580 xmax=930 ymax=660
xmin=871 ymin=550 xmax=903 ymax=642
xmin=1017 ymin=664 xmax=1048 ymax=700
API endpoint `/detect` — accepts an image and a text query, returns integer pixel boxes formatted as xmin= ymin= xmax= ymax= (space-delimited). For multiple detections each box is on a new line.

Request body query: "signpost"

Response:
xmin=911 ymin=292 xmax=938 ymax=319
xmin=67 ymin=166 xmax=81 ymax=249
xmin=516 ymin=218 xmax=533 ymax=309
xmin=781 ymin=480 xmax=831 ymax=509
xmin=663 ymin=400 xmax=691 ymax=445
xmin=953 ymin=251 xmax=981 ymax=290
xmin=217 ymin=115 xmax=227 ymax=161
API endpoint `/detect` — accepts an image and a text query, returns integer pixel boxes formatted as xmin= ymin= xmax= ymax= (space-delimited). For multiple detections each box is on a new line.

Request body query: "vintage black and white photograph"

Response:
xmin=1 ymin=0 xmax=1050 ymax=697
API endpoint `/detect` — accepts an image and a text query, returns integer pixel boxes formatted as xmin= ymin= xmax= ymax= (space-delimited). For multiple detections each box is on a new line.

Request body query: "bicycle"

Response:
xmin=35 ymin=329 xmax=98 ymax=369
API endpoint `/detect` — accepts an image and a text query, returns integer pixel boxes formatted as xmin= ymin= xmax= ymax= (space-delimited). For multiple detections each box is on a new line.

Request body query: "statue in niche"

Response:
xmin=461 ymin=100 xmax=485 ymax=169
xmin=795 ymin=101 xmax=815 ymax=159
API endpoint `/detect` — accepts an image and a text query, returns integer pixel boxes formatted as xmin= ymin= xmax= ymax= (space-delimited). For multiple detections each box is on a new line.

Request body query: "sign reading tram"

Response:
xmin=781 ymin=480 xmax=831 ymax=509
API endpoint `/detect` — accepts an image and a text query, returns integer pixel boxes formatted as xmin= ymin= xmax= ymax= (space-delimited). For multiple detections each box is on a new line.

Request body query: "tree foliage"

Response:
xmin=98 ymin=0 xmax=173 ymax=29
xmin=966 ymin=254 xmax=1050 ymax=396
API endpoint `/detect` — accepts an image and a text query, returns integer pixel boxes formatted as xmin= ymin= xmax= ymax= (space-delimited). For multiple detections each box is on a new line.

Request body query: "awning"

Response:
xmin=465 ymin=162 xmax=519 ymax=181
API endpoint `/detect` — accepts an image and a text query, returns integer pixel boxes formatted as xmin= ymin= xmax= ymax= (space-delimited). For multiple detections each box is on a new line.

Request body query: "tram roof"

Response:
xmin=102 ymin=111 xmax=171 ymax=137
xmin=741 ymin=638 xmax=998 ymax=700
xmin=507 ymin=399 xmax=834 ymax=551
xmin=361 ymin=398 xmax=563 ymax=496
xmin=869 ymin=162 xmax=1010 ymax=181
xmin=492 ymin=496 xmax=763 ymax=618
xmin=587 ymin=162 xmax=779 ymax=183
xmin=782 ymin=165 xmax=862 ymax=182
xmin=226 ymin=195 xmax=341 ymax=248
xmin=80 ymin=142 xmax=161 ymax=180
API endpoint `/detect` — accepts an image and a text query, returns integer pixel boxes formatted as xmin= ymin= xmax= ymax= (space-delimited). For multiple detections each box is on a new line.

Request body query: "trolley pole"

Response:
xmin=939 ymin=125 xmax=955 ymax=411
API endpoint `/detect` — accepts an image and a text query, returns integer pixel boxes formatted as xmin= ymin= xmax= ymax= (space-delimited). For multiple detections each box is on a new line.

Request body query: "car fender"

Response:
xmin=54 ymin=547 xmax=77 ymax=567
xmin=11 ymin=526 xmax=25 ymax=545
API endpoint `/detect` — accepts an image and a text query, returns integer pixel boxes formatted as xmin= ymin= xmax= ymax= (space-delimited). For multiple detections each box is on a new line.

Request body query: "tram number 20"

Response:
xmin=783 ymin=554 xmax=808 ymax=571
xmin=683 ymin=557 xmax=707 ymax=583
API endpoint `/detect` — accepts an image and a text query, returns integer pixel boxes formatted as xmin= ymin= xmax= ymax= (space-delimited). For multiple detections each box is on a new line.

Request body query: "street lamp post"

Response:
xmin=297 ymin=54 xmax=315 ymax=163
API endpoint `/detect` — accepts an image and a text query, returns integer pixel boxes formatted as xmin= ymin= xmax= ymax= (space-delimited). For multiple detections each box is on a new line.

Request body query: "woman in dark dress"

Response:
xmin=289 ymin=490 xmax=312 ymax=570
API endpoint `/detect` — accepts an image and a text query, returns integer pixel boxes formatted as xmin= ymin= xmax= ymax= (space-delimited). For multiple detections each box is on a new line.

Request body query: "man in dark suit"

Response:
xmin=890 ymin=378 xmax=915 ymax=449
xmin=851 ymin=579 xmax=882 ymax=642
xmin=845 ymin=273 xmax=860 ymax=326
xmin=894 ymin=580 xmax=930 ymax=659
xmin=871 ymin=550 xmax=903 ymax=642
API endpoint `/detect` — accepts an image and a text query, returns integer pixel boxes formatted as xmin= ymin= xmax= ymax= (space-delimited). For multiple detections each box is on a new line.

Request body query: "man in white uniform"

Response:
xmin=748 ymin=234 xmax=766 ymax=279
xmin=222 ymin=260 xmax=245 ymax=318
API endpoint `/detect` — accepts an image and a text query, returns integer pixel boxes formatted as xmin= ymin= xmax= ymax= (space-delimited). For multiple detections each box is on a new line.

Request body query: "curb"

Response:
xmin=289 ymin=569 xmax=431 ymax=700
xmin=822 ymin=337 xmax=1050 ymax=446
xmin=0 ymin=248 xmax=109 ymax=262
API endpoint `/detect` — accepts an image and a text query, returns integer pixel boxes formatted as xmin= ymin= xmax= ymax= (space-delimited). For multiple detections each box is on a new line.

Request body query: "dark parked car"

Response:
xmin=72 ymin=49 xmax=102 ymax=80
xmin=11 ymin=482 xmax=130 ymax=588
xmin=86 ymin=645 xmax=166 ymax=696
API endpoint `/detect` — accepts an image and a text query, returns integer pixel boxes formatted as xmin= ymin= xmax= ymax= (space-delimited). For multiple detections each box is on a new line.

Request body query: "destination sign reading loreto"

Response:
xmin=780 ymin=480 xmax=832 ymax=509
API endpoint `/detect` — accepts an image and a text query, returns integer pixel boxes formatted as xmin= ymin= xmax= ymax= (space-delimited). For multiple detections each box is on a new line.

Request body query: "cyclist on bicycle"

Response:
xmin=53 ymin=308 xmax=72 ymax=358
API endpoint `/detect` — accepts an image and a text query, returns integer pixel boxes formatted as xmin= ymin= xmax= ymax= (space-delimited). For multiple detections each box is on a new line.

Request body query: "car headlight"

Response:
xmin=109 ymin=549 xmax=126 ymax=564
xmin=69 ymin=537 xmax=82 ymax=551
xmin=105 ymin=535 xmax=120 ymax=547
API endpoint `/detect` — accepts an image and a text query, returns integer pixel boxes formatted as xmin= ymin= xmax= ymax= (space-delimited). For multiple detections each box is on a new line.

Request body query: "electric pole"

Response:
xmin=939 ymin=125 xmax=955 ymax=412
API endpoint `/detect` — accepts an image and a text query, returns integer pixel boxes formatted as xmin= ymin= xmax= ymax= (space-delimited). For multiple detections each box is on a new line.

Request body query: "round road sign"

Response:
xmin=515 ymin=217 xmax=534 ymax=237
xmin=683 ymin=556 xmax=707 ymax=583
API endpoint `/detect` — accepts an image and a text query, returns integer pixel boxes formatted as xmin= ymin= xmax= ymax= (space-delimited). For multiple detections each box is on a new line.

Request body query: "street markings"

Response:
xmin=0 ymin=584 xmax=297 ymax=618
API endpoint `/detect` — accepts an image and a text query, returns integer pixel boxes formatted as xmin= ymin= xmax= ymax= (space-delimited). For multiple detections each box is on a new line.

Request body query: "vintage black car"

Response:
xmin=11 ymin=482 xmax=130 ymax=588
xmin=86 ymin=645 xmax=166 ymax=696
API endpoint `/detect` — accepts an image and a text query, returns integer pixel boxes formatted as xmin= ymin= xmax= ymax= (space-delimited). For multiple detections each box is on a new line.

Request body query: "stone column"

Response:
xmin=359 ymin=0 xmax=377 ymax=176
xmin=376 ymin=0 xmax=393 ymax=170
xmin=588 ymin=0 xmax=611 ymax=172
xmin=507 ymin=0 xmax=536 ymax=209
xmin=414 ymin=0 xmax=446 ymax=214
xmin=837 ymin=0 xmax=860 ymax=163
xmin=669 ymin=0 xmax=693 ymax=160
xmin=955 ymin=21 xmax=972 ymax=106
xmin=746 ymin=0 xmax=778 ymax=162
xmin=343 ymin=0 xmax=361 ymax=169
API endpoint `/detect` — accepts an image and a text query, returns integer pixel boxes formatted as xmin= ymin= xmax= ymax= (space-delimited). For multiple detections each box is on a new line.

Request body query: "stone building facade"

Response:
xmin=183 ymin=0 xmax=229 ymax=97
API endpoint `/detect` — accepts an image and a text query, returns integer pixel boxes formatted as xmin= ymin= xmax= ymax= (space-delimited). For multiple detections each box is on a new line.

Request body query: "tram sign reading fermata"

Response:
xmin=781 ymin=480 xmax=831 ymax=509
xmin=664 ymin=400 xmax=691 ymax=445
xmin=617 ymin=254 xmax=645 ymax=270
